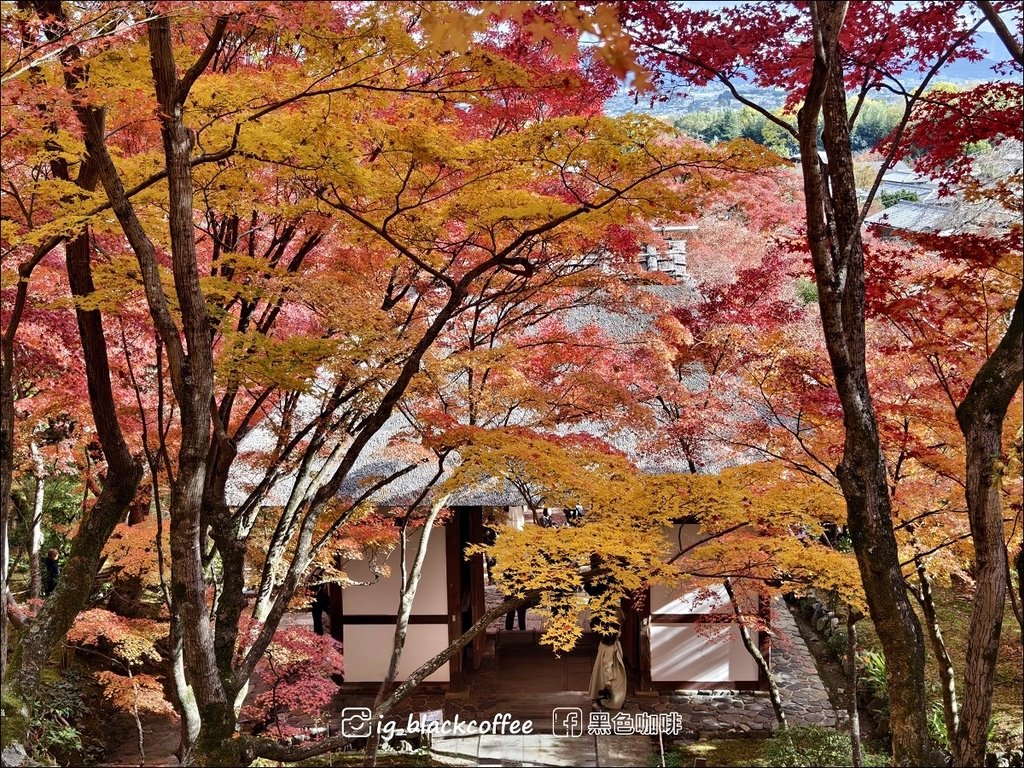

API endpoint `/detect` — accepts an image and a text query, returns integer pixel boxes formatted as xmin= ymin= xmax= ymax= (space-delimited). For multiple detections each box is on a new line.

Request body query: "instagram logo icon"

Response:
xmin=552 ymin=707 xmax=584 ymax=737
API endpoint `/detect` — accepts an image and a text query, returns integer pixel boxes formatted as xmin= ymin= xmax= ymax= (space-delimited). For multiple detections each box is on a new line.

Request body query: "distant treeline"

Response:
xmin=674 ymin=99 xmax=904 ymax=155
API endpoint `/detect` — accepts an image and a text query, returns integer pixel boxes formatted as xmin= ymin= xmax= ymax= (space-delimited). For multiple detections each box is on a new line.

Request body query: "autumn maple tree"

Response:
xmin=1 ymin=2 xmax=778 ymax=764
xmin=608 ymin=2 xmax=1022 ymax=764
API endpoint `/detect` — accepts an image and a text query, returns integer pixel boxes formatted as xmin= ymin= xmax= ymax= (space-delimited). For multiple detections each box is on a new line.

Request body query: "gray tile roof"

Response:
xmin=865 ymin=197 xmax=1018 ymax=236
xmin=225 ymin=282 xmax=711 ymax=511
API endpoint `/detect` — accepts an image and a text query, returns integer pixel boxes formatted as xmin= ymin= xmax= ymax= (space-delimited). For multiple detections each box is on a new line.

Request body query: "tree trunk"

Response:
xmin=848 ymin=609 xmax=863 ymax=768
xmin=9 ymin=222 xmax=145 ymax=708
xmin=366 ymin=496 xmax=449 ymax=766
xmin=797 ymin=5 xmax=929 ymax=764
xmin=28 ymin=463 xmax=45 ymax=602
xmin=147 ymin=15 xmax=235 ymax=764
xmin=953 ymin=287 xmax=1023 ymax=768
xmin=910 ymin=557 xmax=959 ymax=762
xmin=169 ymin=616 xmax=202 ymax=760
xmin=724 ymin=579 xmax=786 ymax=729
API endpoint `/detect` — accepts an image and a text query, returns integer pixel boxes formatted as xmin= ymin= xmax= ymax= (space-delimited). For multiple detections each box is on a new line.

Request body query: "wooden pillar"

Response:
xmin=638 ymin=586 xmax=652 ymax=691
xmin=445 ymin=518 xmax=463 ymax=690
xmin=328 ymin=582 xmax=344 ymax=642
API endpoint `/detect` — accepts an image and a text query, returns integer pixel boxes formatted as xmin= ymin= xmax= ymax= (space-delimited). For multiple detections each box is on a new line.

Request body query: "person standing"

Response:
xmin=589 ymin=622 xmax=627 ymax=710
xmin=310 ymin=582 xmax=331 ymax=636
xmin=483 ymin=525 xmax=498 ymax=583
xmin=42 ymin=548 xmax=60 ymax=596
xmin=505 ymin=601 xmax=528 ymax=631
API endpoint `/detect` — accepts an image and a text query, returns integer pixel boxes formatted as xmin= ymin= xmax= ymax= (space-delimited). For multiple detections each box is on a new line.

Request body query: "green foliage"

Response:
xmin=757 ymin=725 xmax=890 ymax=767
xmin=927 ymin=700 xmax=949 ymax=750
xmin=795 ymin=277 xmax=819 ymax=305
xmin=27 ymin=670 xmax=103 ymax=765
xmin=658 ymin=738 xmax=773 ymax=767
xmin=649 ymin=748 xmax=685 ymax=767
xmin=860 ymin=650 xmax=887 ymax=692
xmin=825 ymin=627 xmax=849 ymax=658
xmin=9 ymin=474 xmax=82 ymax=554
xmin=859 ymin=649 xmax=890 ymax=719
xmin=879 ymin=190 xmax=920 ymax=208
xmin=848 ymin=100 xmax=903 ymax=153
xmin=927 ymin=699 xmax=996 ymax=753
xmin=1 ymin=689 xmax=31 ymax=750
xmin=674 ymin=107 xmax=797 ymax=156
xmin=673 ymin=99 xmax=900 ymax=156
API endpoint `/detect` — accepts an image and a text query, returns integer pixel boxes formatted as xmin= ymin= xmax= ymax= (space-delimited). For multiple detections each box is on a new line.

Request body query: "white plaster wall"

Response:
xmin=343 ymin=526 xmax=449 ymax=616
xmin=651 ymin=581 xmax=731 ymax=615
xmin=506 ymin=506 xmax=526 ymax=531
xmin=649 ymin=522 xmax=761 ymax=683
xmin=342 ymin=624 xmax=450 ymax=682
xmin=650 ymin=625 xmax=758 ymax=683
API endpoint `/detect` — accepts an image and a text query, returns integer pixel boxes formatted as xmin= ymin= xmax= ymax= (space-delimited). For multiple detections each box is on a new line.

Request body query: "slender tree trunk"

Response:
xmin=148 ymin=15 xmax=236 ymax=763
xmin=169 ymin=616 xmax=202 ymax=760
xmin=366 ymin=496 xmax=449 ymax=766
xmin=1013 ymin=543 xmax=1024 ymax=631
xmin=910 ymin=557 xmax=959 ymax=762
xmin=953 ymin=288 xmax=1023 ymax=768
xmin=0 ymin=182 xmax=43 ymax=681
xmin=797 ymin=5 xmax=929 ymax=764
xmin=251 ymin=439 xmax=347 ymax=621
xmin=723 ymin=579 xmax=786 ymax=729
xmin=28 ymin=450 xmax=45 ymax=601
xmin=848 ymin=608 xmax=863 ymax=768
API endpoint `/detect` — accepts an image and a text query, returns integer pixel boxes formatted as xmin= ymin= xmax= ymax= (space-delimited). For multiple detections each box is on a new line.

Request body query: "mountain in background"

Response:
xmin=606 ymin=30 xmax=1015 ymax=118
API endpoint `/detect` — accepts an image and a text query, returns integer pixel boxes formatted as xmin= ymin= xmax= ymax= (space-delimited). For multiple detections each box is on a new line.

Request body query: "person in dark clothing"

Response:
xmin=483 ymin=526 xmax=498 ymax=583
xmin=42 ymin=548 xmax=60 ymax=596
xmin=538 ymin=509 xmax=554 ymax=528
xmin=310 ymin=582 xmax=331 ymax=636
xmin=505 ymin=602 xmax=527 ymax=631
xmin=565 ymin=505 xmax=583 ymax=526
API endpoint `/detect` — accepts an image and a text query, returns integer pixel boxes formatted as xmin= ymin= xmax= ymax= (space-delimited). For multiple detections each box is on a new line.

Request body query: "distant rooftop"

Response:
xmin=865 ymin=197 xmax=1017 ymax=236
xmin=639 ymin=224 xmax=698 ymax=281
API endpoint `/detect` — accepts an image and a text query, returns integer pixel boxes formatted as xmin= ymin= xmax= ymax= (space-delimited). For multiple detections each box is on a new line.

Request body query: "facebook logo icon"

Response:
xmin=552 ymin=707 xmax=584 ymax=737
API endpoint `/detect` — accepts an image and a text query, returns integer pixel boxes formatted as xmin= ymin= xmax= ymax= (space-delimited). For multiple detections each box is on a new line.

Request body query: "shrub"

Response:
xmin=242 ymin=626 xmax=344 ymax=735
xmin=927 ymin=699 xmax=995 ymax=753
xmin=857 ymin=649 xmax=890 ymax=725
xmin=757 ymin=725 xmax=890 ymax=767
xmin=27 ymin=670 xmax=103 ymax=765
xmin=795 ymin=277 xmax=819 ymax=305
xmin=649 ymin=748 xmax=685 ymax=767
xmin=880 ymin=189 xmax=920 ymax=208
xmin=927 ymin=700 xmax=949 ymax=750
xmin=67 ymin=608 xmax=164 ymax=669
xmin=94 ymin=671 xmax=176 ymax=717
xmin=833 ymin=533 xmax=853 ymax=553
xmin=825 ymin=627 xmax=848 ymax=658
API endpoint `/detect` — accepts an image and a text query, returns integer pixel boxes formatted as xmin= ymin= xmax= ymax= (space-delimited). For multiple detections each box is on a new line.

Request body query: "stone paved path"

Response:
xmin=430 ymin=732 xmax=654 ymax=767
